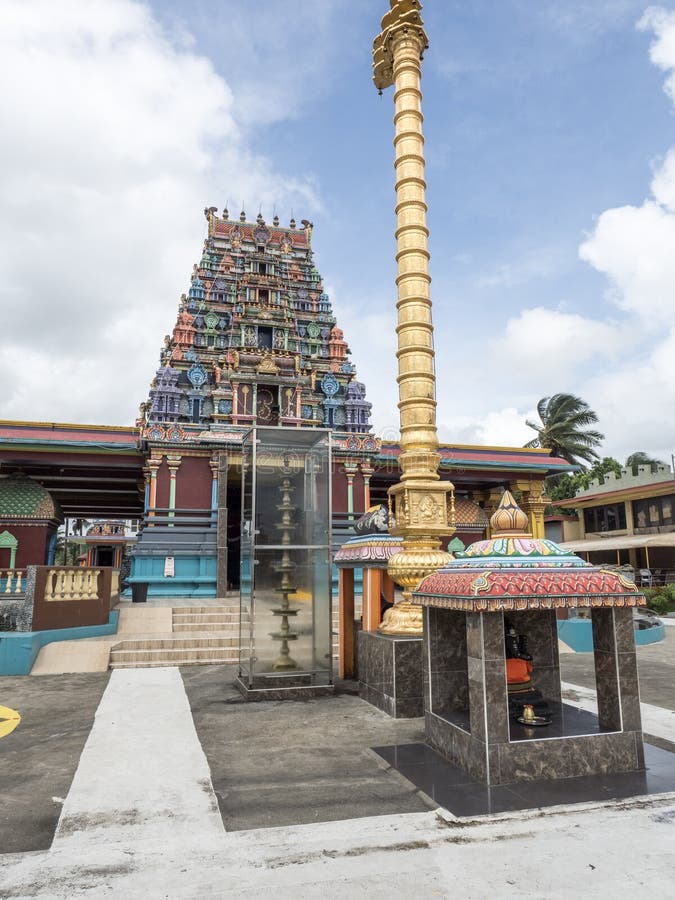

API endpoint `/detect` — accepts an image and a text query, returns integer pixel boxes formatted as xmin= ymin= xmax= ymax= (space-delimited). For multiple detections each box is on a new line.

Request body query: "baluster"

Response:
xmin=15 ymin=571 xmax=22 ymax=594
xmin=4 ymin=571 xmax=11 ymax=594
xmin=46 ymin=569 xmax=56 ymax=600
xmin=87 ymin=569 xmax=100 ymax=599
xmin=72 ymin=570 xmax=83 ymax=600
xmin=57 ymin=570 xmax=67 ymax=600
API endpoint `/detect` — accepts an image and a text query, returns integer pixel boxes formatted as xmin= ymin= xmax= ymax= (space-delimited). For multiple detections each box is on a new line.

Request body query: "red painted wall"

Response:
xmin=176 ymin=455 xmax=212 ymax=511
xmin=155 ymin=459 xmax=170 ymax=510
xmin=0 ymin=523 xmax=51 ymax=567
xmin=353 ymin=473 xmax=365 ymax=514
xmin=332 ymin=466 xmax=348 ymax=515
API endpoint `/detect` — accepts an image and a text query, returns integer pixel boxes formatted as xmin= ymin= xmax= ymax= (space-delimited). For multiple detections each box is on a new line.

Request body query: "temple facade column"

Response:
xmin=209 ymin=456 xmax=219 ymax=518
xmin=147 ymin=458 xmax=161 ymax=526
xmin=142 ymin=465 xmax=151 ymax=516
xmin=344 ymin=460 xmax=358 ymax=517
xmin=166 ymin=455 xmax=182 ymax=527
xmin=215 ymin=452 xmax=229 ymax=597
xmin=338 ymin=568 xmax=356 ymax=679
xmin=360 ymin=463 xmax=374 ymax=510
xmin=362 ymin=568 xmax=383 ymax=632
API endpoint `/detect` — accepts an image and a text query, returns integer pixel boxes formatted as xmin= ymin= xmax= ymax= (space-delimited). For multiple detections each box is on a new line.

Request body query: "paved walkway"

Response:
xmin=1 ymin=662 xmax=675 ymax=898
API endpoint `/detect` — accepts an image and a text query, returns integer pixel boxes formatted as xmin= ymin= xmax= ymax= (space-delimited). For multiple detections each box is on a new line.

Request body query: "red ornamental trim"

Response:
xmin=413 ymin=594 xmax=646 ymax=612
xmin=417 ymin=568 xmax=641 ymax=599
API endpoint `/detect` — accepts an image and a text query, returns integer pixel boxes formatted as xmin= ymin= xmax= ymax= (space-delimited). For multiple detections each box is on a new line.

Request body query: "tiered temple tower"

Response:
xmin=131 ymin=210 xmax=378 ymax=598
xmin=142 ymin=209 xmax=371 ymax=436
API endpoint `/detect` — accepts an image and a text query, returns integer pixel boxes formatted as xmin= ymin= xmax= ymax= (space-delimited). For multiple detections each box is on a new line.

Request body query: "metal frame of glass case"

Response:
xmin=238 ymin=426 xmax=333 ymax=696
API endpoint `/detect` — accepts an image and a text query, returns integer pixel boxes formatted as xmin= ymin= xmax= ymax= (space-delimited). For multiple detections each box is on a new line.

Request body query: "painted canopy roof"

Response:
xmin=414 ymin=490 xmax=646 ymax=612
xmin=334 ymin=534 xmax=403 ymax=568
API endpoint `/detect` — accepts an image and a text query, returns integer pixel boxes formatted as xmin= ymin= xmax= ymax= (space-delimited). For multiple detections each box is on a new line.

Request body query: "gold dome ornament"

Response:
xmin=490 ymin=490 xmax=530 ymax=537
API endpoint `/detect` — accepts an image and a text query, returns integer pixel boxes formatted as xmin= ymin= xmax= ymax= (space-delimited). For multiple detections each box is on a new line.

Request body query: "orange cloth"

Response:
xmin=506 ymin=658 xmax=533 ymax=684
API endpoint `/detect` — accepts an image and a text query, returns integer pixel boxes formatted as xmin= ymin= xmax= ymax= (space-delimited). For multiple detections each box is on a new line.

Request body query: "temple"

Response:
xmin=130 ymin=210 xmax=377 ymax=597
xmin=0 ymin=211 xmax=575 ymax=605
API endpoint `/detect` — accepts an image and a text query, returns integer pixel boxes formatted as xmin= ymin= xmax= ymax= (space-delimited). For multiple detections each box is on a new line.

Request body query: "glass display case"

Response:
xmin=238 ymin=427 xmax=333 ymax=697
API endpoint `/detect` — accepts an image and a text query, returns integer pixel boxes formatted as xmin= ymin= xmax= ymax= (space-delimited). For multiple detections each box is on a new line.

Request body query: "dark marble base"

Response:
xmin=373 ymin=740 xmax=675 ymax=818
xmin=358 ymin=631 xmax=423 ymax=719
xmin=234 ymin=676 xmax=334 ymax=702
xmin=426 ymin=703 xmax=645 ymax=784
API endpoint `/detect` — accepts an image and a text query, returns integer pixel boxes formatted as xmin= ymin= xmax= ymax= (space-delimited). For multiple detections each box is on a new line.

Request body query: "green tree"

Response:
xmin=525 ymin=394 xmax=604 ymax=467
xmin=625 ymin=451 xmax=665 ymax=473
xmin=545 ymin=456 xmax=622 ymax=510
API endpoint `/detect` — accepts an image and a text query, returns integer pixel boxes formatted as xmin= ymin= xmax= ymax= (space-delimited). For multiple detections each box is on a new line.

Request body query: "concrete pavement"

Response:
xmin=1 ymin=631 xmax=675 ymax=897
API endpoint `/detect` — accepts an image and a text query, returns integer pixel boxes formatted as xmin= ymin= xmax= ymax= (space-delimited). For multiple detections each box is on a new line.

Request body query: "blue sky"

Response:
xmin=2 ymin=0 xmax=675 ymax=461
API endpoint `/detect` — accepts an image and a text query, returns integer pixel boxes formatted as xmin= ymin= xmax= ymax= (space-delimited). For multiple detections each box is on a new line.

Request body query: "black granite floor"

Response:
xmin=373 ymin=741 xmax=675 ymax=818
xmin=508 ymin=701 xmax=605 ymax=741
xmin=433 ymin=702 xmax=615 ymax=742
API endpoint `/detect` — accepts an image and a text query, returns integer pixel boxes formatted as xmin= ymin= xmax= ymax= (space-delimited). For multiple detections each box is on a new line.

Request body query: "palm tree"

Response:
xmin=525 ymin=394 xmax=604 ymax=467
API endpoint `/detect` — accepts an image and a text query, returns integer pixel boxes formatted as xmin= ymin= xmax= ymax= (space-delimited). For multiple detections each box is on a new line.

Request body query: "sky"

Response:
xmin=2 ymin=0 xmax=675 ymax=463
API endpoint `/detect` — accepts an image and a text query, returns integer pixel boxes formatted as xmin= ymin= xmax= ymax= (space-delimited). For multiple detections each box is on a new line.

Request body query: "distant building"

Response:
xmin=553 ymin=463 xmax=675 ymax=578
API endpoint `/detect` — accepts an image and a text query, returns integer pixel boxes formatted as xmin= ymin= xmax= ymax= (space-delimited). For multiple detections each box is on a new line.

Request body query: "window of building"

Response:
xmin=258 ymin=326 xmax=273 ymax=350
xmin=633 ymin=494 xmax=675 ymax=530
xmin=584 ymin=503 xmax=627 ymax=533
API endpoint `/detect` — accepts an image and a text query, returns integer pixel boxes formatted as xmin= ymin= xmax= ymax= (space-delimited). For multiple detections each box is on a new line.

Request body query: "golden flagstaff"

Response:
xmin=373 ymin=0 xmax=455 ymax=634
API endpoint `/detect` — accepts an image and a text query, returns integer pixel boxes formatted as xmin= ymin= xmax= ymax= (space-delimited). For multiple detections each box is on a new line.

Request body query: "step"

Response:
xmin=112 ymin=637 xmax=238 ymax=651
xmin=110 ymin=646 xmax=238 ymax=664
xmin=172 ymin=606 xmax=240 ymax=615
xmin=172 ymin=613 xmax=246 ymax=624
xmin=110 ymin=656 xmax=238 ymax=669
xmin=174 ymin=622 xmax=243 ymax=632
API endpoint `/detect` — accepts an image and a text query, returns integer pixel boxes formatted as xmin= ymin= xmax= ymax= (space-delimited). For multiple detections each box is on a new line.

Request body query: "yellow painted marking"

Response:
xmin=0 ymin=705 xmax=21 ymax=739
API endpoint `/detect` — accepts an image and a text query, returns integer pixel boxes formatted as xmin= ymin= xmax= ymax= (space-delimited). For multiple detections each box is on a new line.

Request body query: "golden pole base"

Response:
xmin=379 ymin=540 xmax=452 ymax=635
xmin=378 ymin=599 xmax=423 ymax=635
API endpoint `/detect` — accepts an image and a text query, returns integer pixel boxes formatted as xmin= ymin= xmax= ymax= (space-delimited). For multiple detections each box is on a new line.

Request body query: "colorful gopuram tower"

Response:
xmin=130 ymin=209 xmax=378 ymax=598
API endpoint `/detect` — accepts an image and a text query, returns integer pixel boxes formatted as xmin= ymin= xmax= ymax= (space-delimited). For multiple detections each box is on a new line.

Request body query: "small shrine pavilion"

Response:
xmin=413 ymin=491 xmax=647 ymax=785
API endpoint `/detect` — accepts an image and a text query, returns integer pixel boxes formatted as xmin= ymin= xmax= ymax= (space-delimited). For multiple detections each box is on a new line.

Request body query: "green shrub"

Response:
xmin=642 ymin=586 xmax=675 ymax=615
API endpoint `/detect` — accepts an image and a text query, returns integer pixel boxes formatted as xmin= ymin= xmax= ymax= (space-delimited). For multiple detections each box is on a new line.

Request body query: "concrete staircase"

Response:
xmin=109 ymin=603 xmax=247 ymax=669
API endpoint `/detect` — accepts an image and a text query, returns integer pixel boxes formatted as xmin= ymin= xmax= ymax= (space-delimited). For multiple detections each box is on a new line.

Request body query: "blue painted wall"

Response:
xmin=558 ymin=618 xmax=665 ymax=653
xmin=127 ymin=556 xmax=216 ymax=598
xmin=0 ymin=611 xmax=119 ymax=676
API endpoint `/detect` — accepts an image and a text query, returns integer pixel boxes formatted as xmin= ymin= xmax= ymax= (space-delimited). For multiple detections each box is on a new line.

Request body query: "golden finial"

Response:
xmin=490 ymin=490 xmax=530 ymax=537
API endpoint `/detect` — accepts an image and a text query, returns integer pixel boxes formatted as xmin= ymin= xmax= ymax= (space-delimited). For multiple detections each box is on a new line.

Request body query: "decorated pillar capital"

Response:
xmin=511 ymin=479 xmax=547 ymax=539
xmin=343 ymin=460 xmax=358 ymax=479
xmin=166 ymin=454 xmax=182 ymax=474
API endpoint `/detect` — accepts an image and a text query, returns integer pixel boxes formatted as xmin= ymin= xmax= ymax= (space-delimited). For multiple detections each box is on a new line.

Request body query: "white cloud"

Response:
xmin=572 ymin=6 xmax=675 ymax=459
xmin=639 ymin=6 xmax=675 ymax=99
xmin=497 ymin=307 xmax=625 ymax=378
xmin=0 ymin=0 xmax=319 ymax=424
xmin=579 ymin=201 xmax=675 ymax=324
xmin=438 ymin=407 xmax=539 ymax=448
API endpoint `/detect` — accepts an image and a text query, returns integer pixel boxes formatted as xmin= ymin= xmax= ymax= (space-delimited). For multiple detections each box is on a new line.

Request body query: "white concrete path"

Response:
xmin=562 ymin=680 xmax=675 ymax=744
xmin=1 ymin=670 xmax=675 ymax=898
